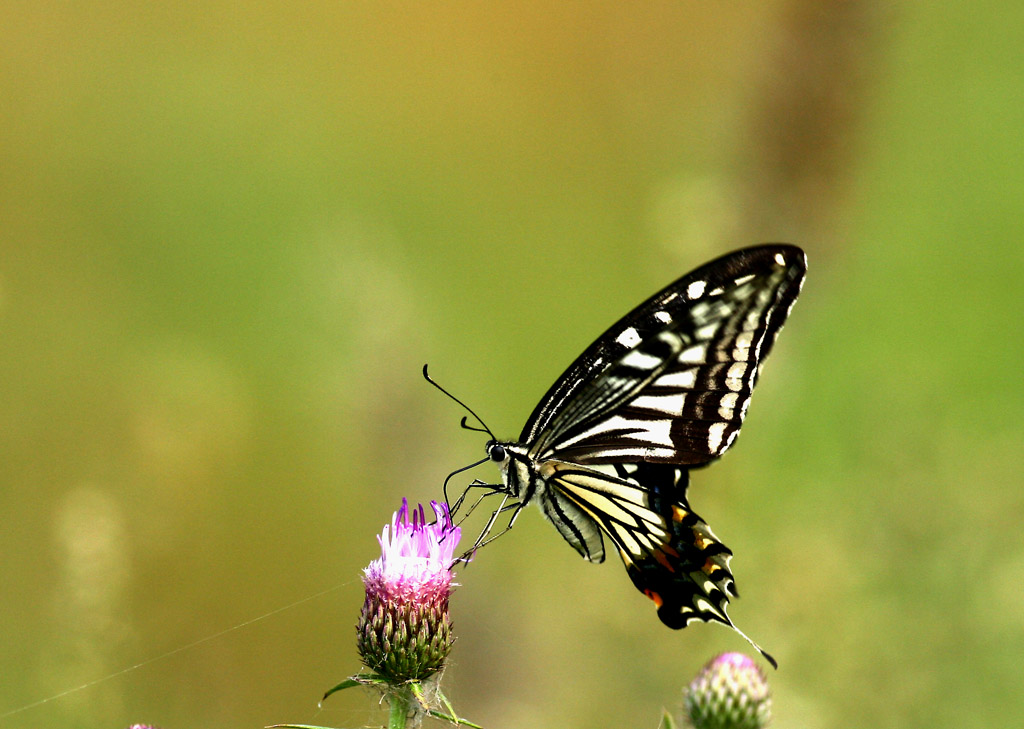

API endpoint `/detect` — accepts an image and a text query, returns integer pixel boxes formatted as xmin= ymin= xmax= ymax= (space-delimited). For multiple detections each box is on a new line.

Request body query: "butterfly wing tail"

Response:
xmin=625 ymin=499 xmax=778 ymax=668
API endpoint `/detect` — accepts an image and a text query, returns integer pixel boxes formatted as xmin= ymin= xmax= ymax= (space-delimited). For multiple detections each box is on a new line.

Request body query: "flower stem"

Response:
xmin=388 ymin=686 xmax=411 ymax=729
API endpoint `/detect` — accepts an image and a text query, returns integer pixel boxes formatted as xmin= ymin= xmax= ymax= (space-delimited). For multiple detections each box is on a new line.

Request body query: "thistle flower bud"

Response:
xmin=684 ymin=652 xmax=771 ymax=729
xmin=356 ymin=499 xmax=462 ymax=682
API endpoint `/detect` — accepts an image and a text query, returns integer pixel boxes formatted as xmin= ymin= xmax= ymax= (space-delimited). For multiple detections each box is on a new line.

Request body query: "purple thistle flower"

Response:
xmin=684 ymin=652 xmax=772 ymax=729
xmin=357 ymin=499 xmax=462 ymax=682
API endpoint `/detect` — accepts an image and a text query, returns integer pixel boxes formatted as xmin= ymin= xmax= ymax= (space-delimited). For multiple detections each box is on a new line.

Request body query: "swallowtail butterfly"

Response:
xmin=448 ymin=245 xmax=805 ymax=667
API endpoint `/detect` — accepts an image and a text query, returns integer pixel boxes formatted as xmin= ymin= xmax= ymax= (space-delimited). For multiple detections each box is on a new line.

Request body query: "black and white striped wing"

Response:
xmin=525 ymin=245 xmax=805 ymax=466
xmin=538 ymin=460 xmax=776 ymax=665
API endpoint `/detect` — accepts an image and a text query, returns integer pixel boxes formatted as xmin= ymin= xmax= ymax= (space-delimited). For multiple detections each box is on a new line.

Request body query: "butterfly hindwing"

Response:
xmin=538 ymin=481 xmax=607 ymax=563
xmin=543 ymin=461 xmax=675 ymax=565
xmin=539 ymin=459 xmax=777 ymax=666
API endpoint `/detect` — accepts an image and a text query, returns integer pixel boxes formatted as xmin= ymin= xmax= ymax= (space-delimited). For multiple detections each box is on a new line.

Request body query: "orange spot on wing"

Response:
xmin=672 ymin=505 xmax=688 ymax=522
xmin=643 ymin=589 xmax=664 ymax=608
xmin=653 ymin=550 xmax=676 ymax=572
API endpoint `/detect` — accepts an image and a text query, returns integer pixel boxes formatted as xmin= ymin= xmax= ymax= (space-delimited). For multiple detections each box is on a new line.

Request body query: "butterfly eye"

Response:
xmin=488 ymin=444 xmax=506 ymax=462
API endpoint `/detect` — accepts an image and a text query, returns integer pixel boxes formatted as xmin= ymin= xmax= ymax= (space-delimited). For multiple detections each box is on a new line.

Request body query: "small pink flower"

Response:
xmin=364 ymin=499 xmax=461 ymax=605
xmin=357 ymin=499 xmax=462 ymax=682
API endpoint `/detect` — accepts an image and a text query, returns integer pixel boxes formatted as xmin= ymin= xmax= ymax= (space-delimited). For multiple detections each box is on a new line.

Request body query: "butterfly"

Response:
xmin=435 ymin=244 xmax=805 ymax=667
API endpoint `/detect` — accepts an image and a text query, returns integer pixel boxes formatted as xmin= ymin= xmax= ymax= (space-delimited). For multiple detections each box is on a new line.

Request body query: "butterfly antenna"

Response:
xmin=422 ymin=364 xmax=496 ymax=439
xmin=460 ymin=415 xmax=492 ymax=435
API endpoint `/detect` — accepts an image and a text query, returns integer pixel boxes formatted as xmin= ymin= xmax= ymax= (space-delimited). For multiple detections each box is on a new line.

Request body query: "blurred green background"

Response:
xmin=2 ymin=2 xmax=1022 ymax=728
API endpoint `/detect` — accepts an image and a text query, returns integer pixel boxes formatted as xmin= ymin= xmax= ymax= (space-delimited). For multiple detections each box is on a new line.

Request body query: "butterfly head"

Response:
xmin=486 ymin=441 xmax=507 ymax=464
xmin=483 ymin=440 xmax=535 ymax=502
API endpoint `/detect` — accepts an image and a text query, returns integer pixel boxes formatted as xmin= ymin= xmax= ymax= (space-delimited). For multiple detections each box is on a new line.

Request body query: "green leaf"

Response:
xmin=321 ymin=674 xmax=387 ymax=703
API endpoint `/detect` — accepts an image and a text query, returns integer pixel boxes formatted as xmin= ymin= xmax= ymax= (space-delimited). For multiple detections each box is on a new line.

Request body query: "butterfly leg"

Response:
xmin=455 ymin=497 xmax=529 ymax=564
xmin=451 ymin=478 xmax=502 ymax=518
xmin=454 ymin=494 xmax=525 ymax=563
xmin=469 ymin=499 xmax=527 ymax=552
xmin=437 ymin=481 xmax=503 ymax=551
xmin=452 ymin=484 xmax=506 ymax=528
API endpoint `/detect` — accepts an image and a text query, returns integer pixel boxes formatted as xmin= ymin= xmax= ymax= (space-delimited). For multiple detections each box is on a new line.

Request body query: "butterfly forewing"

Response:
xmin=529 ymin=245 xmax=805 ymax=466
